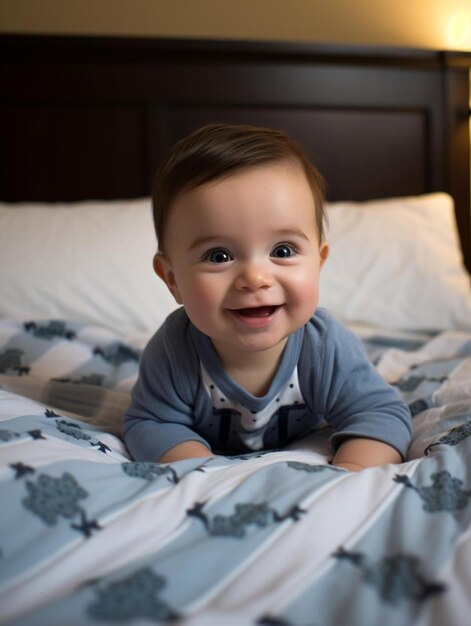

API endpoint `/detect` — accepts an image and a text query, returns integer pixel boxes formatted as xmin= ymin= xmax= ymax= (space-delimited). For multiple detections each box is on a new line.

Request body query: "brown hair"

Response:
xmin=152 ymin=123 xmax=326 ymax=252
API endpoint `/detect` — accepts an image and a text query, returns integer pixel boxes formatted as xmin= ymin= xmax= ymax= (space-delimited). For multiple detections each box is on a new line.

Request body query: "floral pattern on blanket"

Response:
xmin=0 ymin=319 xmax=470 ymax=625
xmin=0 ymin=319 xmax=138 ymax=434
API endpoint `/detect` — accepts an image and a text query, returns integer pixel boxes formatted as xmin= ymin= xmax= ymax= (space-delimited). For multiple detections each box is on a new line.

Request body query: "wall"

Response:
xmin=1 ymin=0 xmax=471 ymax=51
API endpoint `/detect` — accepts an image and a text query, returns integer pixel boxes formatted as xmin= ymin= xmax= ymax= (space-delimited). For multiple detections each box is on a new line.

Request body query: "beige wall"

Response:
xmin=0 ymin=0 xmax=470 ymax=51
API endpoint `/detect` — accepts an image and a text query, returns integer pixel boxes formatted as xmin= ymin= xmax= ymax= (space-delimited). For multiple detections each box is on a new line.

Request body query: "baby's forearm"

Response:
xmin=333 ymin=438 xmax=402 ymax=471
xmin=158 ymin=440 xmax=214 ymax=463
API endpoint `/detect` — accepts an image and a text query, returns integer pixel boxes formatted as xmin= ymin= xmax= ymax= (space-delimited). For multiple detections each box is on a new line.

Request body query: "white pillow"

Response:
xmin=0 ymin=199 xmax=178 ymax=341
xmin=1 ymin=193 xmax=470 ymax=339
xmin=319 ymin=193 xmax=471 ymax=331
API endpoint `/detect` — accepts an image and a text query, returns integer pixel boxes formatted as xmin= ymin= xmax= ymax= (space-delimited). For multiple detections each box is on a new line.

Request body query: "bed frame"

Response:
xmin=1 ymin=35 xmax=470 ymax=271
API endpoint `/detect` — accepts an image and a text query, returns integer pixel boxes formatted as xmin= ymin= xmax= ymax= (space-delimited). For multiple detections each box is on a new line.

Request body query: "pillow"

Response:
xmin=0 ymin=199 xmax=178 ymax=341
xmin=1 ymin=193 xmax=470 ymax=339
xmin=318 ymin=193 xmax=471 ymax=331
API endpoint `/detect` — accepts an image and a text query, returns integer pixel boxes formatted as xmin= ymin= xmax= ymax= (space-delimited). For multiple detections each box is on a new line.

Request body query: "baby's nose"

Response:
xmin=234 ymin=262 xmax=273 ymax=291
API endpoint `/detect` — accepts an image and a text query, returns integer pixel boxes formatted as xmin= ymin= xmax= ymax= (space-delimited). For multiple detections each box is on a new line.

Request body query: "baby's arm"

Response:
xmin=332 ymin=437 xmax=402 ymax=471
xmin=304 ymin=312 xmax=412 ymax=471
xmin=122 ymin=314 xmax=215 ymax=463
xmin=159 ymin=441 xmax=215 ymax=463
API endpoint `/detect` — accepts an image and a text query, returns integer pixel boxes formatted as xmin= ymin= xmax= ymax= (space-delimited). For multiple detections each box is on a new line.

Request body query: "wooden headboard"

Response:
xmin=1 ymin=35 xmax=470 ymax=271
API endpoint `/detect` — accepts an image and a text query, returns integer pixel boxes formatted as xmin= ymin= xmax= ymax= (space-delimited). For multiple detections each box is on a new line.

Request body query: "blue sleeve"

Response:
xmin=300 ymin=310 xmax=412 ymax=459
xmin=122 ymin=311 xmax=211 ymax=461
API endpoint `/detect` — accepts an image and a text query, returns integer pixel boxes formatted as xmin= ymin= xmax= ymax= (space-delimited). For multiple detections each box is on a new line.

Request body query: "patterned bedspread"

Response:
xmin=1 ymin=319 xmax=470 ymax=626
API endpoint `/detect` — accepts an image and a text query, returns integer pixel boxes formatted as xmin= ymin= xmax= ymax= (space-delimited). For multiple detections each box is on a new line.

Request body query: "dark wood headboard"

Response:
xmin=1 ymin=35 xmax=470 ymax=271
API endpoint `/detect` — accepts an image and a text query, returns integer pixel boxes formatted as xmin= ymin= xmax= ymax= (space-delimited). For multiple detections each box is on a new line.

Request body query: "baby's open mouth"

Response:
xmin=234 ymin=306 xmax=278 ymax=318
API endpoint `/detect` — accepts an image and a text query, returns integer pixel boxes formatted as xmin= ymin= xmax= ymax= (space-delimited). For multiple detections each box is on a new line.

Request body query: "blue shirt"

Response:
xmin=122 ymin=308 xmax=412 ymax=461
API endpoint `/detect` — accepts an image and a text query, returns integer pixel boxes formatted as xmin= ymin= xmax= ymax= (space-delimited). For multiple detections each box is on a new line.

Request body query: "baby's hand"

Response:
xmin=334 ymin=461 xmax=364 ymax=472
xmin=159 ymin=441 xmax=214 ymax=463
xmin=333 ymin=438 xmax=402 ymax=471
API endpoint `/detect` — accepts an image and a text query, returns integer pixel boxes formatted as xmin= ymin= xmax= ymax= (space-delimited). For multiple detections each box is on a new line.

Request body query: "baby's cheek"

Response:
xmin=183 ymin=281 xmax=218 ymax=319
xmin=291 ymin=281 xmax=320 ymax=323
xmin=290 ymin=271 xmax=319 ymax=301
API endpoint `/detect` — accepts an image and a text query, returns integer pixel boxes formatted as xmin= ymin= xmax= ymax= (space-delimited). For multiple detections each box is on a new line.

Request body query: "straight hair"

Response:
xmin=152 ymin=123 xmax=327 ymax=252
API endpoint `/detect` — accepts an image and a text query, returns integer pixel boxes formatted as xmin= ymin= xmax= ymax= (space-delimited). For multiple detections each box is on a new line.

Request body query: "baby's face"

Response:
xmin=155 ymin=163 xmax=329 ymax=367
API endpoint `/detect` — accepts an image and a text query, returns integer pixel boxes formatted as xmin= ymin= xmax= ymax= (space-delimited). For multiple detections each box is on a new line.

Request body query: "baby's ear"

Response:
xmin=153 ymin=254 xmax=183 ymax=304
xmin=319 ymin=241 xmax=329 ymax=268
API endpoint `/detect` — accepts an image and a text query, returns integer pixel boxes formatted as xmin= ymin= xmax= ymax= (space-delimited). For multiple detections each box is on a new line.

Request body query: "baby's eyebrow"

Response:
xmin=188 ymin=235 xmax=222 ymax=251
xmin=188 ymin=228 xmax=309 ymax=251
xmin=273 ymin=228 xmax=310 ymax=241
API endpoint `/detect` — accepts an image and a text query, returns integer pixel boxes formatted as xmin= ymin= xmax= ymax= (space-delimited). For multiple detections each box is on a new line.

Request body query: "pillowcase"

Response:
xmin=1 ymin=192 xmax=470 ymax=339
xmin=318 ymin=193 xmax=471 ymax=331
xmin=0 ymin=199 xmax=178 ymax=341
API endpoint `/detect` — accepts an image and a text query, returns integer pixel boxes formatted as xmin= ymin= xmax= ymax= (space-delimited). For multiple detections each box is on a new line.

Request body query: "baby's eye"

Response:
xmin=271 ymin=243 xmax=298 ymax=258
xmin=204 ymin=248 xmax=233 ymax=264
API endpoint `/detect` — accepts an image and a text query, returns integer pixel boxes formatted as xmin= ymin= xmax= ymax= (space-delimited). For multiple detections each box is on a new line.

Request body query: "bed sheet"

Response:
xmin=1 ymin=319 xmax=470 ymax=626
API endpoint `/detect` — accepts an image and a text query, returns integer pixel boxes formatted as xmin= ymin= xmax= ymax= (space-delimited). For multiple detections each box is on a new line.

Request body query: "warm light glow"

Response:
xmin=447 ymin=11 xmax=471 ymax=50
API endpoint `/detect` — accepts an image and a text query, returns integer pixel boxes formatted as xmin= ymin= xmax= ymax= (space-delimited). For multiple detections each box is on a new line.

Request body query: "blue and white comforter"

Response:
xmin=0 ymin=319 xmax=470 ymax=626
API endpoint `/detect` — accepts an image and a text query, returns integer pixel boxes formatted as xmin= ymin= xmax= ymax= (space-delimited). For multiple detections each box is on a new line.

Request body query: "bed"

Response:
xmin=1 ymin=34 xmax=471 ymax=626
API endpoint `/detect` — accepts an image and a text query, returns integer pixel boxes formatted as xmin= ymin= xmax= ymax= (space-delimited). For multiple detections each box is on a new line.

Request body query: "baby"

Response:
xmin=123 ymin=123 xmax=412 ymax=471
